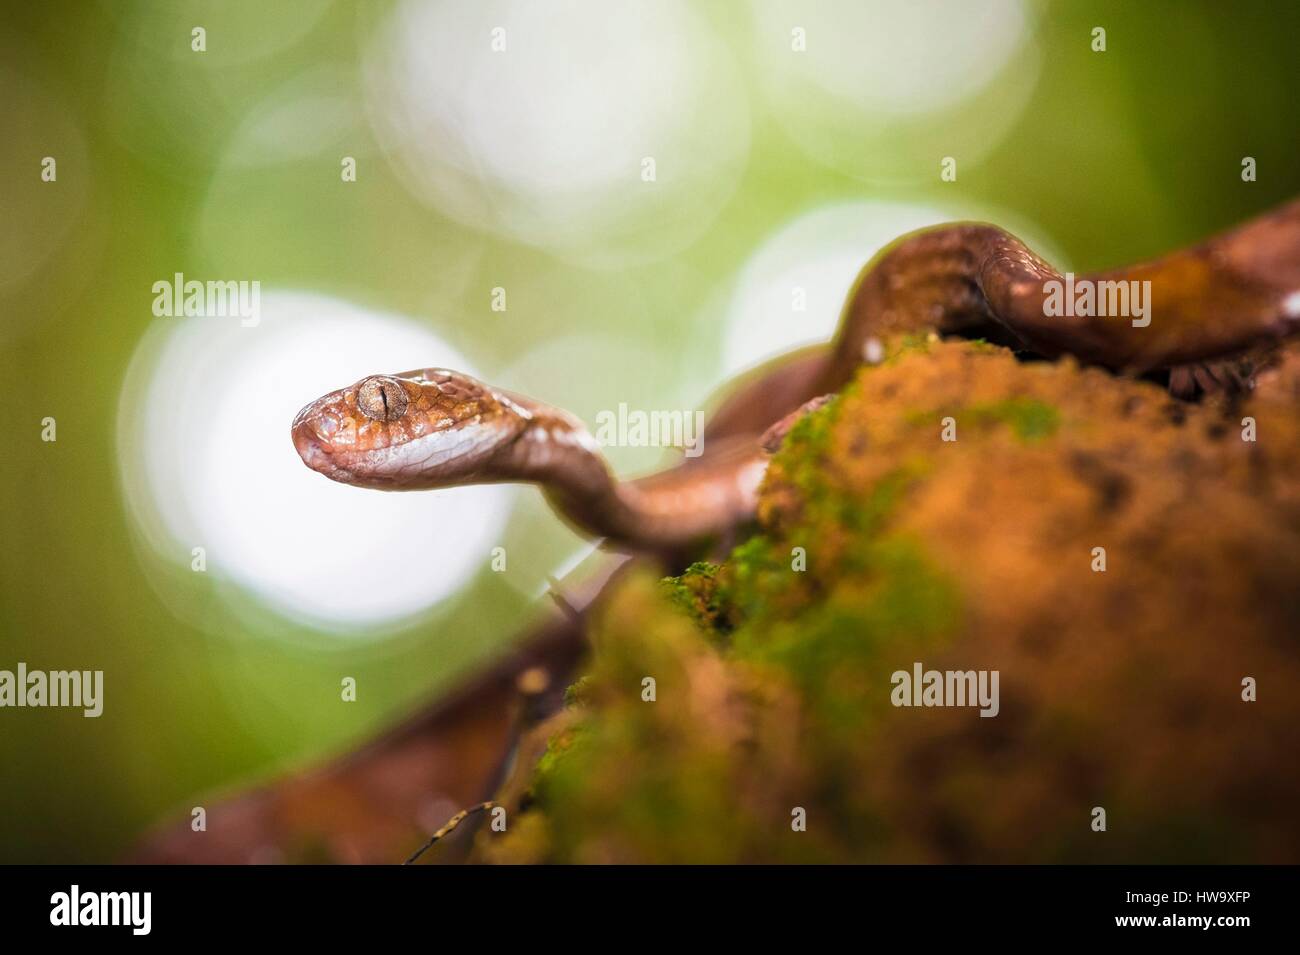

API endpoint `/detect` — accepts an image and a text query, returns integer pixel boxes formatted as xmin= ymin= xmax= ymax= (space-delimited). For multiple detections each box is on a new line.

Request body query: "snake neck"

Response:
xmin=487 ymin=400 xmax=766 ymax=552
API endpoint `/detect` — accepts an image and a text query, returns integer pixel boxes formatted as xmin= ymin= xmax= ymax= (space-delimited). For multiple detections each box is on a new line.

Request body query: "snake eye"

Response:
xmin=356 ymin=376 xmax=410 ymax=422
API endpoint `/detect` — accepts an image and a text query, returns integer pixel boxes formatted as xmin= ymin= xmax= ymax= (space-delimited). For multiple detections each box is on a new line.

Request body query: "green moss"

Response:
xmin=886 ymin=332 xmax=935 ymax=363
xmin=969 ymin=397 xmax=1060 ymax=442
xmin=761 ymin=391 xmax=852 ymax=543
xmin=844 ymin=460 xmax=931 ymax=535
xmin=530 ymin=722 xmax=589 ymax=802
xmin=717 ymin=460 xmax=930 ymax=627
xmin=731 ymin=535 xmax=962 ymax=706
xmin=562 ymin=676 xmax=591 ymax=708
xmin=524 ymin=517 xmax=964 ymax=863
xmin=533 ymin=735 xmax=568 ymax=781
xmin=658 ymin=560 xmax=719 ymax=621
xmin=785 ymin=395 xmax=838 ymax=447
xmin=717 ymin=535 xmax=786 ymax=623
xmin=503 ymin=335 xmax=987 ymax=862
xmin=484 ymin=336 xmax=1298 ymax=864
xmin=501 ymin=344 xmax=1056 ymax=862
xmin=905 ymin=397 xmax=1060 ymax=443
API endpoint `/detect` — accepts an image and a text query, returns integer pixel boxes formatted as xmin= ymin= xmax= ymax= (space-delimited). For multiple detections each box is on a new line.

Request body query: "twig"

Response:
xmin=403 ymin=801 xmax=496 ymax=865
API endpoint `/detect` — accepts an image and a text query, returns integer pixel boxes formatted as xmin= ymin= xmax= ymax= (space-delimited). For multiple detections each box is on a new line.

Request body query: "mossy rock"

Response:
xmin=479 ymin=338 xmax=1300 ymax=863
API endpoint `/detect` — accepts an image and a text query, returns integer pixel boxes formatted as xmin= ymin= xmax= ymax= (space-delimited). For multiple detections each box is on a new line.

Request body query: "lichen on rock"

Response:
xmin=478 ymin=337 xmax=1300 ymax=864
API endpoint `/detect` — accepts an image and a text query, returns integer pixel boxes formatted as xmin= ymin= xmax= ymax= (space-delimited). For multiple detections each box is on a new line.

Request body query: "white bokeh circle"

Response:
xmin=364 ymin=0 xmax=751 ymax=267
xmin=750 ymin=0 xmax=1039 ymax=184
xmin=118 ymin=291 xmax=512 ymax=633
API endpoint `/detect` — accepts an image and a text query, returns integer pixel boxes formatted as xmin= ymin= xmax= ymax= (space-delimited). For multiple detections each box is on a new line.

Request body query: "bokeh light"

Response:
xmin=721 ymin=200 xmax=952 ymax=376
xmin=364 ymin=0 xmax=751 ymax=267
xmin=117 ymin=291 xmax=512 ymax=633
xmin=750 ymin=0 xmax=1039 ymax=184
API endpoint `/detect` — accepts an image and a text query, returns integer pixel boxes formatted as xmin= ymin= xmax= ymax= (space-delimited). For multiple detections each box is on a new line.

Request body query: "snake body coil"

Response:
xmin=293 ymin=201 xmax=1300 ymax=552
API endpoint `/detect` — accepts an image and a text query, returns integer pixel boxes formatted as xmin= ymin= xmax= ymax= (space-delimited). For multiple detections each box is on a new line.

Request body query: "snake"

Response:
xmin=292 ymin=199 xmax=1300 ymax=554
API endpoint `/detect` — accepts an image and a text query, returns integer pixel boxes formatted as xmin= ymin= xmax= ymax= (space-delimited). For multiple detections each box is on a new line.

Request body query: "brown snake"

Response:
xmin=293 ymin=200 xmax=1300 ymax=553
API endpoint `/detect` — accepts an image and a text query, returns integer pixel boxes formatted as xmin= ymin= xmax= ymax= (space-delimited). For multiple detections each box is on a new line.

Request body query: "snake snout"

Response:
xmin=291 ymin=414 xmax=330 ymax=468
xmin=291 ymin=399 xmax=351 ymax=473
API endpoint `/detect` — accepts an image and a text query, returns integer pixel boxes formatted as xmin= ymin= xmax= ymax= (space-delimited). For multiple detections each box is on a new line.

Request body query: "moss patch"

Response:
xmin=968 ymin=397 xmax=1060 ymax=442
xmin=657 ymin=561 xmax=725 ymax=638
xmin=479 ymin=337 xmax=1300 ymax=864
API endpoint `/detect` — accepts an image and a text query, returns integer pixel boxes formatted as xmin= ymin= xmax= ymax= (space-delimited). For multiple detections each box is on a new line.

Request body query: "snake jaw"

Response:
xmin=291 ymin=407 xmax=359 ymax=485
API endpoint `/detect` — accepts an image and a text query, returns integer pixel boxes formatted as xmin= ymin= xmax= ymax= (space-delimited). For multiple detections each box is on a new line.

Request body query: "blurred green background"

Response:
xmin=1 ymin=0 xmax=1298 ymax=862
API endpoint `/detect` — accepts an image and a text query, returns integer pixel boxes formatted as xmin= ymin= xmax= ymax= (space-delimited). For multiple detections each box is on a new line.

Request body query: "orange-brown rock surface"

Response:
xmin=479 ymin=337 xmax=1300 ymax=863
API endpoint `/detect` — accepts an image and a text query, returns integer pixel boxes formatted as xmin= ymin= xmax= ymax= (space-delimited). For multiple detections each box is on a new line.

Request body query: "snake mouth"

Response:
xmin=292 ymin=416 xmax=331 ymax=468
xmin=291 ymin=411 xmax=356 ymax=483
xmin=291 ymin=424 xmax=367 ymax=487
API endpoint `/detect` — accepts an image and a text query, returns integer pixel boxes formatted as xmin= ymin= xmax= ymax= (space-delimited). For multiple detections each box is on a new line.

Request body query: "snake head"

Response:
xmin=291 ymin=368 xmax=531 ymax=489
